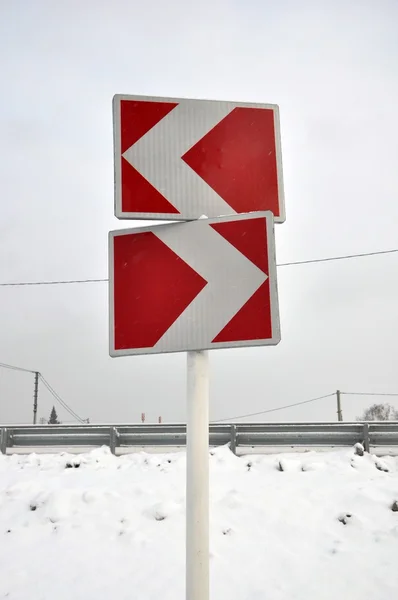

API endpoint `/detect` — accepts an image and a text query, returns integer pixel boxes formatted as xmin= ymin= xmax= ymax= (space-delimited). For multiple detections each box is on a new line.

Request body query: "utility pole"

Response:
xmin=336 ymin=389 xmax=343 ymax=422
xmin=33 ymin=372 xmax=39 ymax=425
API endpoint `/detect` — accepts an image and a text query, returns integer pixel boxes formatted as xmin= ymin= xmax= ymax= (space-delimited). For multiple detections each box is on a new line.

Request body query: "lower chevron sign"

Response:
xmin=109 ymin=212 xmax=280 ymax=356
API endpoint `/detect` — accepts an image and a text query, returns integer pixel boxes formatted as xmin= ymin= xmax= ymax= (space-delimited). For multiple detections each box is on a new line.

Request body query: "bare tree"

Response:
xmin=357 ymin=403 xmax=398 ymax=421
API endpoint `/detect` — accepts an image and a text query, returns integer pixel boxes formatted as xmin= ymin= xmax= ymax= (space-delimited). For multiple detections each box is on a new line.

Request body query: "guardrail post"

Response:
xmin=109 ymin=427 xmax=119 ymax=455
xmin=0 ymin=428 xmax=7 ymax=455
xmin=363 ymin=423 xmax=370 ymax=453
xmin=230 ymin=425 xmax=237 ymax=455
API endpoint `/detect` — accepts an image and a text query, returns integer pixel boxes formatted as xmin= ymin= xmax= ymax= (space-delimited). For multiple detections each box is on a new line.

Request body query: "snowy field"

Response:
xmin=1 ymin=446 xmax=397 ymax=600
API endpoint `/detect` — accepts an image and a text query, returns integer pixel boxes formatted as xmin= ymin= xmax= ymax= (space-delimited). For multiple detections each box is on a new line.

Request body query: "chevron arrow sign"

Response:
xmin=113 ymin=94 xmax=285 ymax=223
xmin=109 ymin=212 xmax=280 ymax=356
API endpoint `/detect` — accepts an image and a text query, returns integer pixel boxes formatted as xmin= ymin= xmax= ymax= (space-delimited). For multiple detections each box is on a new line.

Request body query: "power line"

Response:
xmin=213 ymin=391 xmax=398 ymax=424
xmin=39 ymin=375 xmax=84 ymax=423
xmin=342 ymin=391 xmax=398 ymax=397
xmin=277 ymin=247 xmax=398 ymax=267
xmin=0 ymin=247 xmax=397 ymax=287
xmin=0 ymin=362 xmax=86 ymax=424
xmin=0 ymin=362 xmax=37 ymax=374
xmin=39 ymin=375 xmax=85 ymax=424
xmin=40 ymin=376 xmax=85 ymax=424
xmin=212 ymin=392 xmax=336 ymax=423
xmin=0 ymin=278 xmax=107 ymax=287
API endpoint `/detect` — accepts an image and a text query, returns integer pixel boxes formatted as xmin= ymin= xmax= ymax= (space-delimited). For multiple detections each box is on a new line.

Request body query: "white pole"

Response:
xmin=186 ymin=350 xmax=209 ymax=600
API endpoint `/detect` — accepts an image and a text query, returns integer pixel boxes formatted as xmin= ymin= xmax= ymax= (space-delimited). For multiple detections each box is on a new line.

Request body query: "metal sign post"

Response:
xmin=186 ymin=350 xmax=209 ymax=600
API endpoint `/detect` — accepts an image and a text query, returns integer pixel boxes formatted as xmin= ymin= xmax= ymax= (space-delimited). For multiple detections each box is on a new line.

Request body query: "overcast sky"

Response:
xmin=1 ymin=0 xmax=397 ymax=425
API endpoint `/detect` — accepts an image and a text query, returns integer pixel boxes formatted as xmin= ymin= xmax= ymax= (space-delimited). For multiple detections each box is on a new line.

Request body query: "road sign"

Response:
xmin=113 ymin=95 xmax=285 ymax=223
xmin=109 ymin=212 xmax=280 ymax=357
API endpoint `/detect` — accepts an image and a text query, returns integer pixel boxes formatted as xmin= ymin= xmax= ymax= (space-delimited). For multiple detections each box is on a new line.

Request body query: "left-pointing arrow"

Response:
xmin=122 ymin=100 xmax=234 ymax=218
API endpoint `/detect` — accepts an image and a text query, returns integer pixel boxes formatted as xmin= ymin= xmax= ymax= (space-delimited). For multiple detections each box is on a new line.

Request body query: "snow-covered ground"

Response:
xmin=1 ymin=446 xmax=397 ymax=600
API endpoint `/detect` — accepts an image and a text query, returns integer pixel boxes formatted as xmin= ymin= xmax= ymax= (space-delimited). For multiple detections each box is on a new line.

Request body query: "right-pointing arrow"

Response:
xmin=210 ymin=217 xmax=272 ymax=342
xmin=153 ymin=217 xmax=268 ymax=351
xmin=109 ymin=212 xmax=280 ymax=356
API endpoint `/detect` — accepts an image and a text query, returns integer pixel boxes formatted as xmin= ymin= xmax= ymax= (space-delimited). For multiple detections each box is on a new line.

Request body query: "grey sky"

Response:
xmin=1 ymin=0 xmax=397 ymax=424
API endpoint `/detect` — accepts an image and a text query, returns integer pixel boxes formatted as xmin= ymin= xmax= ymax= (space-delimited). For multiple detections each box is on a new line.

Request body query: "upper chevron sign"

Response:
xmin=113 ymin=94 xmax=285 ymax=222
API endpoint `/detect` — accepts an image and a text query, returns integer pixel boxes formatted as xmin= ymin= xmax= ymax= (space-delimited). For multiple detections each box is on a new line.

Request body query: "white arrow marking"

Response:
xmin=122 ymin=101 xmax=236 ymax=218
xmin=153 ymin=219 xmax=267 ymax=351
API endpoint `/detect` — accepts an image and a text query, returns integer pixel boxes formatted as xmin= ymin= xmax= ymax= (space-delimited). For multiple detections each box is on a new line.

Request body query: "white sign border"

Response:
xmin=109 ymin=212 xmax=281 ymax=357
xmin=113 ymin=94 xmax=285 ymax=223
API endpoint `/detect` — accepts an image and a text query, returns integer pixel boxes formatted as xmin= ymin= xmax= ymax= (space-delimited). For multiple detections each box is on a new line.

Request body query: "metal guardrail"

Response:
xmin=1 ymin=422 xmax=398 ymax=455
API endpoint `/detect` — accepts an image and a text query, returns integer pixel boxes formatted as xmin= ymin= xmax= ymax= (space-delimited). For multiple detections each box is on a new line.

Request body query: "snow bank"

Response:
xmin=0 ymin=446 xmax=397 ymax=600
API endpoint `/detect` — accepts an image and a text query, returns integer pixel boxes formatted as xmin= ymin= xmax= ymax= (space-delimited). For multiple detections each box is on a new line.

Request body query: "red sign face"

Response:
xmin=113 ymin=95 xmax=285 ymax=223
xmin=109 ymin=213 xmax=280 ymax=356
